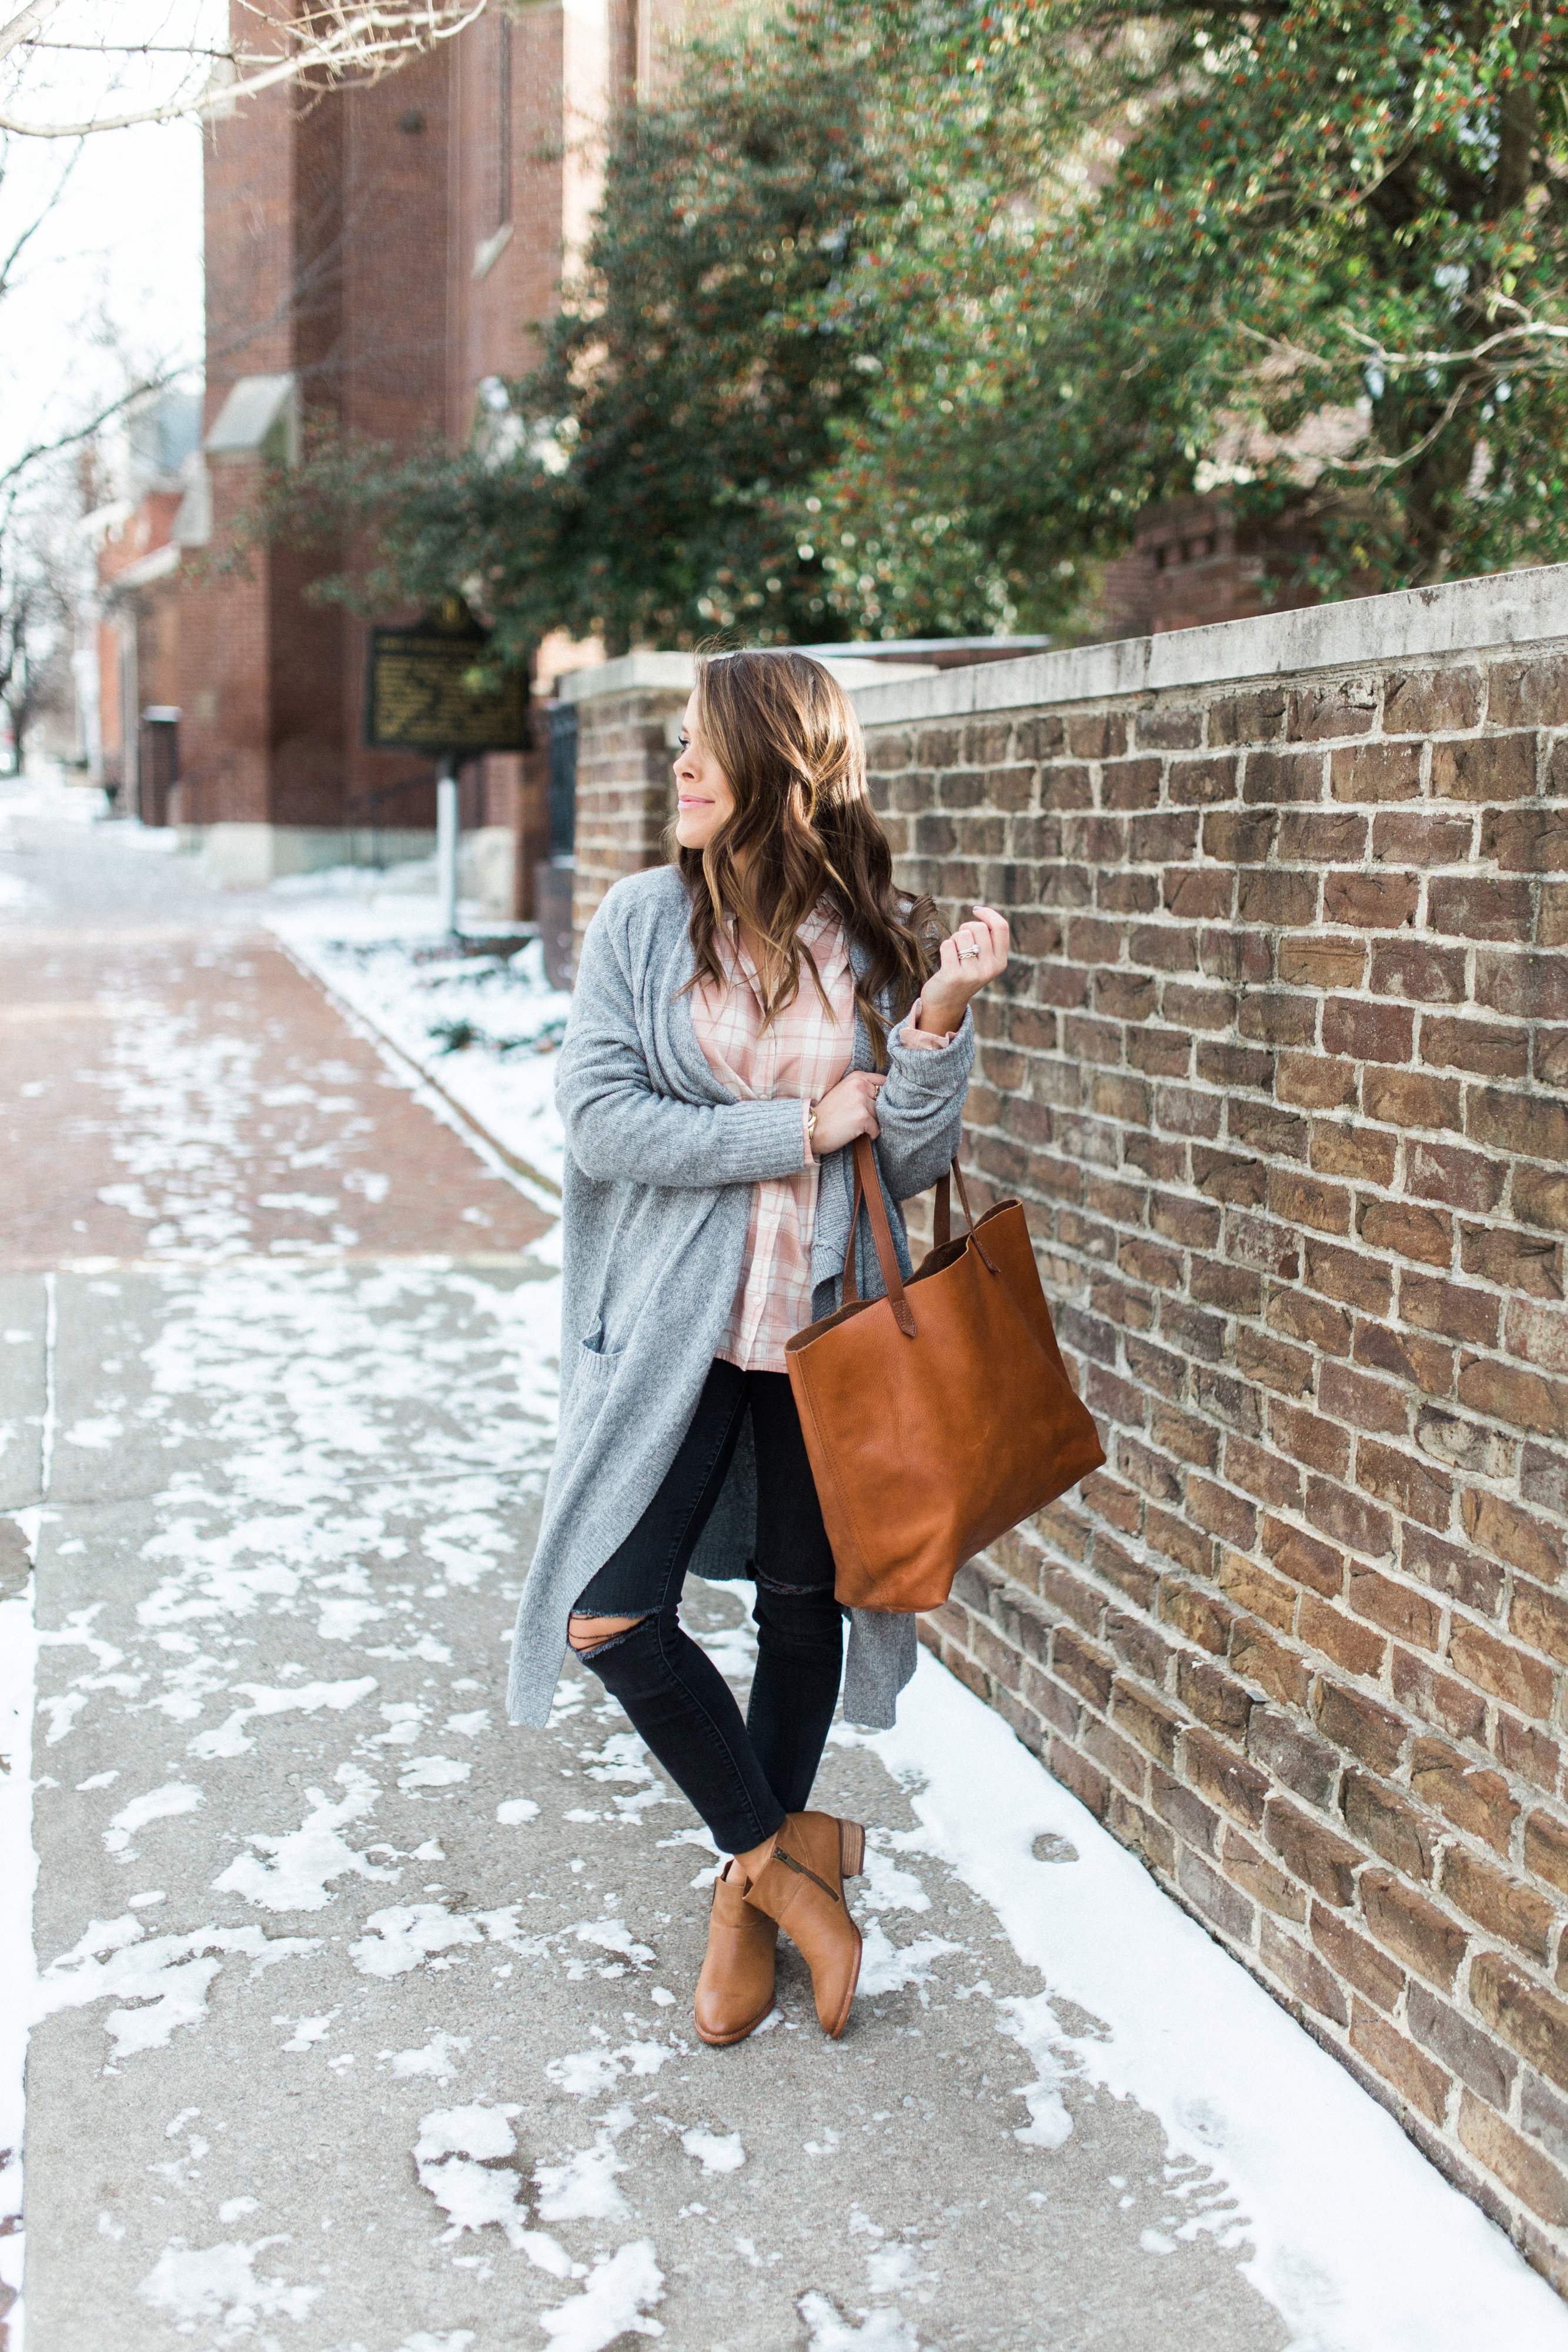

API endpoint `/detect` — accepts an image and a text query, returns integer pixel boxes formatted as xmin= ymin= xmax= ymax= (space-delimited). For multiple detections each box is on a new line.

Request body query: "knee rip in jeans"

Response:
xmin=753 ymin=1571 xmax=839 ymax=1600
xmin=567 ymin=1611 xmax=650 ymax=1662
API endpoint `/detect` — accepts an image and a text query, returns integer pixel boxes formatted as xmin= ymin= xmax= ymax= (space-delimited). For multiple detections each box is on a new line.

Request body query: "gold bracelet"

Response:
xmin=805 ymin=1104 xmax=819 ymax=1151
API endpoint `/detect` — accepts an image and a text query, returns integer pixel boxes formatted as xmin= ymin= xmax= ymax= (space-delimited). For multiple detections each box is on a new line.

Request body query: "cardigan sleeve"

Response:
xmin=872 ymin=1003 xmax=975 ymax=1202
xmin=557 ymin=902 xmax=810 ymax=1190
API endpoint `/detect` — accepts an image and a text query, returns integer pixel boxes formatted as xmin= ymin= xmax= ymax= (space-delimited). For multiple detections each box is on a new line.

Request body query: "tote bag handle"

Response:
xmin=840 ymin=1132 xmax=996 ymax=1338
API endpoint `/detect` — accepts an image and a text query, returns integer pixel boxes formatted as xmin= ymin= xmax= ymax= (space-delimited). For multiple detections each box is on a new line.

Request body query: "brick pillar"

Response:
xmin=563 ymin=654 xmax=694 ymax=970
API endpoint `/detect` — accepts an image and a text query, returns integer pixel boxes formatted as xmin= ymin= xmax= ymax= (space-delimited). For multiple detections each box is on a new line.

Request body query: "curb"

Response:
xmin=272 ymin=936 xmax=564 ymax=1208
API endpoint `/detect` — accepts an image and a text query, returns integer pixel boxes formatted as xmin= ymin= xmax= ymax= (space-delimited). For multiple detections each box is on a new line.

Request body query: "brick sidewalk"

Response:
xmin=0 ymin=917 xmax=552 ymax=1272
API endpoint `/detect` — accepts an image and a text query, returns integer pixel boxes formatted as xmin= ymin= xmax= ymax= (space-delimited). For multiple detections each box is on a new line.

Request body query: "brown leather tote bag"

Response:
xmin=785 ymin=1134 xmax=1105 ymax=1613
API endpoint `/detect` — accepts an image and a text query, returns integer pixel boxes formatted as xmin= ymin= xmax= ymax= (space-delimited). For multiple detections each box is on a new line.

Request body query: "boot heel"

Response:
xmin=839 ymin=1819 xmax=865 ymax=1879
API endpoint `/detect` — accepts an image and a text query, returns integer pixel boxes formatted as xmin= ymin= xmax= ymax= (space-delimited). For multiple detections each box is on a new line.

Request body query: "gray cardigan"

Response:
xmin=505 ymin=862 xmax=975 ymax=1732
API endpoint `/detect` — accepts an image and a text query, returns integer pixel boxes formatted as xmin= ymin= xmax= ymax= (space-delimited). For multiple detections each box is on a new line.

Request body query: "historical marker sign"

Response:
xmin=364 ymin=595 xmax=527 ymax=753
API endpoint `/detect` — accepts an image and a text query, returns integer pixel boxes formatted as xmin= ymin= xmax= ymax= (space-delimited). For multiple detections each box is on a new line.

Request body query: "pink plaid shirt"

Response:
xmin=691 ymin=906 xmax=951 ymax=1372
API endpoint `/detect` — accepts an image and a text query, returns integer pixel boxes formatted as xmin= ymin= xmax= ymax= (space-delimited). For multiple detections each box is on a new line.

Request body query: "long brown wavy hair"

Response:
xmin=675 ymin=649 xmax=939 ymax=1067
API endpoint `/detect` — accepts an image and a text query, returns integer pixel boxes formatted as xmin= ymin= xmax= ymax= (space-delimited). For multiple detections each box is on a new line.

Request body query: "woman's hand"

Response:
xmin=915 ymin=904 xmax=1011 ymax=1037
xmin=811 ymin=1071 xmax=886 ymax=1157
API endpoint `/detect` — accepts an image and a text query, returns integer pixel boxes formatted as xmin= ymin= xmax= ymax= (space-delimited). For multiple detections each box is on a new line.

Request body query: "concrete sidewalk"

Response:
xmin=2 ymin=787 xmax=1561 ymax=2352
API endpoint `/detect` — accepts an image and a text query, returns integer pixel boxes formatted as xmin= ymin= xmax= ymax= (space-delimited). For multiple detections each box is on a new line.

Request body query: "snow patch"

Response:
xmin=137 ymin=2234 xmax=322 ymax=2327
xmin=276 ymin=2013 xmax=336 ymax=2052
xmin=412 ymin=2103 xmax=581 ymax=2278
xmin=102 ymin=1779 xmax=203 ymax=1855
xmin=579 ymin=1730 xmax=673 ymax=1820
xmin=350 ymin=1903 xmax=483 ymax=1978
xmin=798 ymin=2292 xmax=919 ymax=2351
xmin=534 ymin=2107 xmax=634 ymax=2222
xmin=681 ymin=2129 xmax=744 ymax=2176
xmin=496 ymin=1797 xmax=540 ymax=1825
xmin=414 ymin=2103 xmax=526 ymax=2244
xmin=188 ymin=1675 xmax=376 ymax=1759
xmin=545 ymin=2039 xmax=672 ymax=2099
xmin=859 ymin=1835 xmax=931 ymax=1915
xmin=36 ymin=1916 xmax=317 ymax=2059
xmin=536 ymin=2239 xmax=665 ymax=2351
xmin=443 ymin=1709 xmax=490 ymax=1738
xmin=572 ymin=1917 xmax=654 ymax=1966
xmin=865 ymin=2243 xmax=925 ymax=2294
xmin=381 ymin=2031 xmax=470 ymax=2082
xmin=63 ymin=1414 xmax=122 ymax=1450
xmin=856 ymin=1922 xmax=961 ymax=1999
xmin=998 ymin=1992 xmax=1078 ymax=2153
xmin=214 ymin=1763 xmax=397 ymax=1912
xmin=396 ymin=1753 xmax=470 ymax=1791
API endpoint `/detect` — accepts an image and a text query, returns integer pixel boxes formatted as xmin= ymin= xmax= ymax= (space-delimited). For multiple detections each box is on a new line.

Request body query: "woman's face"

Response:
xmin=673 ymin=689 xmax=736 ymax=852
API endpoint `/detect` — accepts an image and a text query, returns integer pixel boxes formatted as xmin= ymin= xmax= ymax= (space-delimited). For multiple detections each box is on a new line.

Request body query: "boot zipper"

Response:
xmin=773 ymin=1847 xmax=840 ymax=1903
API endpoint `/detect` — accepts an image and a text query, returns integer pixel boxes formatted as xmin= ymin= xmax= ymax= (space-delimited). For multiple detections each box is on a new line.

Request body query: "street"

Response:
xmin=2 ymin=784 xmax=1561 ymax=2352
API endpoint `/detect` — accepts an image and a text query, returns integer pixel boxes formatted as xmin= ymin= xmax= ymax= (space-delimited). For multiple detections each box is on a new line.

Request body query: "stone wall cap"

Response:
xmin=557 ymin=653 xmax=694 ymax=703
xmin=847 ymin=560 xmax=1568 ymax=728
xmin=557 ymin=647 xmax=940 ymax=705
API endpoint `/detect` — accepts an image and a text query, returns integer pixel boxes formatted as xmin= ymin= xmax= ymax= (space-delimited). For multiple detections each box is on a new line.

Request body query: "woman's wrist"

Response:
xmin=915 ymin=983 xmax=968 ymax=1035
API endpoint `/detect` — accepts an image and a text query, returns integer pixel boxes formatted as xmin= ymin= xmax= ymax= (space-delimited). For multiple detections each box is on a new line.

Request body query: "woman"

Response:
xmin=506 ymin=649 xmax=1008 ymax=2046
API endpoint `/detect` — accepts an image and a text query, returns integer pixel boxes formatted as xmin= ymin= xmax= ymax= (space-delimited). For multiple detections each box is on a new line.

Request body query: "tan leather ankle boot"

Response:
xmin=694 ymin=1860 xmax=780 ymax=2046
xmin=740 ymin=1811 xmax=865 ymax=2039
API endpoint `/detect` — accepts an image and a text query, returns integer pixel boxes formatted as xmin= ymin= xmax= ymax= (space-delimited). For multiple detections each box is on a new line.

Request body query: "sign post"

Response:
xmin=363 ymin=597 xmax=528 ymax=937
xmin=436 ymin=756 xmax=459 ymax=936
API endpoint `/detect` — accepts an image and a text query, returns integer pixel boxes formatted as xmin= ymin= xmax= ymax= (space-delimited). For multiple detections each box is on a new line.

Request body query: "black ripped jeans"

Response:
xmin=570 ymin=1359 xmax=844 ymax=1856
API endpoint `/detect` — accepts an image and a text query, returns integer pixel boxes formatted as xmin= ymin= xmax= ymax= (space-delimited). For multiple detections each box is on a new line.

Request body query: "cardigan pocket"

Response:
xmin=576 ymin=1336 xmax=620 ymax=1384
xmin=556 ymin=1343 xmax=617 ymax=1469
xmin=563 ymin=1334 xmax=621 ymax=1429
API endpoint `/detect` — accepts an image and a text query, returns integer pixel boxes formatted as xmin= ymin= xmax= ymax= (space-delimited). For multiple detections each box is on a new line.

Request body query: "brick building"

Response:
xmin=88 ymin=393 xmax=203 ymax=818
xmin=96 ymin=1 xmax=687 ymax=904
xmin=1096 ymin=493 xmax=1326 ymax=642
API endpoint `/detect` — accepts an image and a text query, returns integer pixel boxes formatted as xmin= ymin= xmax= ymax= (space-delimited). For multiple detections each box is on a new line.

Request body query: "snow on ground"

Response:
xmin=851 ymin=1658 xmax=1568 ymax=2352
xmin=137 ymin=2233 xmax=324 ymax=2327
xmin=35 ymin=1915 xmax=320 ymax=2063
xmin=265 ymin=871 xmax=570 ymax=1192
xmin=0 ymin=1512 xmax=39 ymax=2323
xmin=12 ymin=1275 xmax=1568 ymax=2348
xmin=7 ymin=821 xmax=1568 ymax=2348
xmin=4 ymin=1240 xmax=566 ymax=2339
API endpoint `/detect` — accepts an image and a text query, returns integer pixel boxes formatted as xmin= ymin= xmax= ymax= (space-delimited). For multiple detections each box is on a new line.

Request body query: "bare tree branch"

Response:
xmin=0 ymin=2 xmax=488 ymax=138
xmin=1341 ymin=316 xmax=1568 ymax=373
xmin=0 ymin=128 xmax=83 ymax=299
xmin=0 ymin=360 xmax=191 ymax=503
xmin=0 ymin=3 xmax=64 ymax=70
xmin=1237 ymin=308 xmax=1568 ymax=397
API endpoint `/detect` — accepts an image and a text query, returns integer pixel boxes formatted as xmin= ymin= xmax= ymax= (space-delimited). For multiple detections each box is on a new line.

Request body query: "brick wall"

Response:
xmin=564 ymin=657 xmax=693 ymax=956
xmin=850 ymin=567 xmax=1568 ymax=2288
